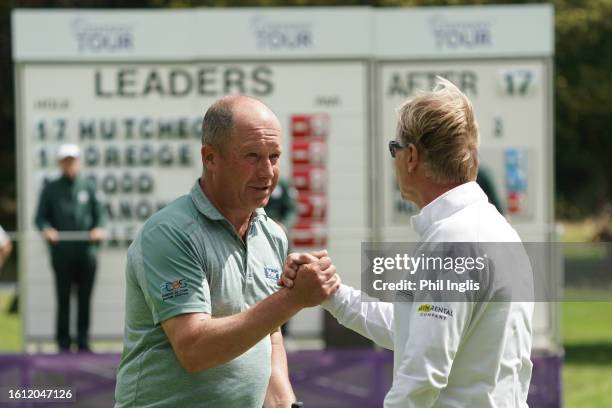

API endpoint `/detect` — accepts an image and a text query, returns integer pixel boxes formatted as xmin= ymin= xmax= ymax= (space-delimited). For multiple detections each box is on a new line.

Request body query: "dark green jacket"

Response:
xmin=477 ymin=168 xmax=504 ymax=214
xmin=34 ymin=175 xmax=105 ymax=257
xmin=264 ymin=179 xmax=298 ymax=229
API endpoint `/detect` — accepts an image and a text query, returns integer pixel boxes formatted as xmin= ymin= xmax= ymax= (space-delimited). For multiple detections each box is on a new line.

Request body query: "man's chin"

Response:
xmin=399 ymin=192 xmax=417 ymax=205
xmin=255 ymin=196 xmax=270 ymax=209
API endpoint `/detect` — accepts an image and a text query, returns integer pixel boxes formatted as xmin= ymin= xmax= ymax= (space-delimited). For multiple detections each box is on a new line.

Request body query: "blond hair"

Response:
xmin=396 ymin=77 xmax=480 ymax=184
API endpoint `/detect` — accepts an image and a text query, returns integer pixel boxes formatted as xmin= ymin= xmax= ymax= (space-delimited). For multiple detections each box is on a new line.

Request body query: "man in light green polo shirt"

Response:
xmin=115 ymin=96 xmax=339 ymax=408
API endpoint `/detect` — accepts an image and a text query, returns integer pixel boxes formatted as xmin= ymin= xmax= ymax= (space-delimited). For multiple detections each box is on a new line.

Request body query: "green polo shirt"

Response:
xmin=115 ymin=180 xmax=288 ymax=408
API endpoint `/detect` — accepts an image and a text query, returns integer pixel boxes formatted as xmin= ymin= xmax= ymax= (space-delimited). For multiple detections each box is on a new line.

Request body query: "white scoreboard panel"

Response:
xmin=379 ymin=60 xmax=550 ymax=235
xmin=14 ymin=5 xmax=555 ymax=345
xmin=376 ymin=60 xmax=556 ymax=349
xmin=18 ymin=62 xmax=369 ymax=340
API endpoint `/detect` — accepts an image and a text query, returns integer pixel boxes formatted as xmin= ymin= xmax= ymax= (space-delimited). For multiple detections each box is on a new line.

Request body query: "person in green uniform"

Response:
xmin=114 ymin=96 xmax=339 ymax=408
xmin=34 ymin=143 xmax=105 ymax=352
xmin=476 ymin=166 xmax=504 ymax=214
xmin=265 ymin=178 xmax=299 ymax=234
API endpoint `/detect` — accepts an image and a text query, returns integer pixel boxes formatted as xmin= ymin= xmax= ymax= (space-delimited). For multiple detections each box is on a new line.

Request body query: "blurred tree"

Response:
xmin=1 ymin=0 xmax=611 ymax=223
xmin=553 ymin=0 xmax=612 ymax=219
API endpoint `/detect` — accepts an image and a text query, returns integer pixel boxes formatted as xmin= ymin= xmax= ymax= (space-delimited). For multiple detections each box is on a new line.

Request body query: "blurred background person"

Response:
xmin=265 ymin=177 xmax=299 ymax=236
xmin=0 ymin=224 xmax=15 ymax=313
xmin=477 ymin=167 xmax=504 ymax=214
xmin=34 ymin=143 xmax=105 ymax=352
xmin=0 ymin=225 xmax=12 ymax=270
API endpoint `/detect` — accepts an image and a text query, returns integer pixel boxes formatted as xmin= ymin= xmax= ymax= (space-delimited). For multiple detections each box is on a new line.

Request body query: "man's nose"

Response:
xmin=257 ymin=157 xmax=274 ymax=178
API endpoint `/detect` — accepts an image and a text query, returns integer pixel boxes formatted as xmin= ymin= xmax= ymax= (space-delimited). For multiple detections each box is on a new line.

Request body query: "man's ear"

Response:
xmin=201 ymin=144 xmax=218 ymax=172
xmin=405 ymin=143 xmax=419 ymax=173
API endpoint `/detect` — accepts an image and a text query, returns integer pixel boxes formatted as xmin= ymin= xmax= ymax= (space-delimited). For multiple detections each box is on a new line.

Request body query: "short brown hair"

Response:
xmin=201 ymin=98 xmax=234 ymax=151
xmin=396 ymin=77 xmax=480 ymax=184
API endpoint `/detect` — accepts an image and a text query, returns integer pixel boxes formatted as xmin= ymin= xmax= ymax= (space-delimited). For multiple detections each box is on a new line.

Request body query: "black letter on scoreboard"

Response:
xmin=143 ymin=70 xmax=165 ymax=96
xmin=118 ymin=68 xmax=138 ymax=98
xmin=224 ymin=67 xmax=246 ymax=94
xmin=252 ymin=66 xmax=273 ymax=96
xmin=170 ymin=69 xmax=193 ymax=97
xmin=95 ymin=70 xmax=113 ymax=98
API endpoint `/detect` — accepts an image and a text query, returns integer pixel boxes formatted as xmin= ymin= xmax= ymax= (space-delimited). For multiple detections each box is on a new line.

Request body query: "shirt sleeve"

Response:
xmin=321 ymin=284 xmax=395 ymax=350
xmin=89 ymin=183 xmax=106 ymax=228
xmin=138 ymin=223 xmax=211 ymax=325
xmin=34 ymin=184 xmax=52 ymax=231
xmin=383 ymin=300 xmax=473 ymax=408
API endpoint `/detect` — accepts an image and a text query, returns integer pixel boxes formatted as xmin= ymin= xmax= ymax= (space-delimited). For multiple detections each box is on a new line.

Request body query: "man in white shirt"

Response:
xmin=283 ymin=78 xmax=534 ymax=407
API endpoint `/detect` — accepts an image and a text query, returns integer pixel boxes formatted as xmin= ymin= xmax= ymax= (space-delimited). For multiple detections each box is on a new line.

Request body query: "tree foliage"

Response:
xmin=553 ymin=0 xmax=612 ymax=219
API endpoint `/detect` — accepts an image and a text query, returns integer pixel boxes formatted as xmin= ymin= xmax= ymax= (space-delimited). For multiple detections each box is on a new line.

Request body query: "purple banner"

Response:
xmin=0 ymin=350 xmax=561 ymax=407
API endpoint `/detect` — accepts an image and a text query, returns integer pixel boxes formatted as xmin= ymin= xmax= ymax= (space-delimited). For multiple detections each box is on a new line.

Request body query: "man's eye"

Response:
xmin=270 ymin=154 xmax=280 ymax=164
xmin=246 ymin=153 xmax=259 ymax=161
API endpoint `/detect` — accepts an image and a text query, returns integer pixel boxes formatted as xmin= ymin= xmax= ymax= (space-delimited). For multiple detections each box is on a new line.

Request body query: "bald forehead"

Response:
xmin=202 ymin=96 xmax=281 ymax=154
xmin=228 ymin=96 xmax=280 ymax=131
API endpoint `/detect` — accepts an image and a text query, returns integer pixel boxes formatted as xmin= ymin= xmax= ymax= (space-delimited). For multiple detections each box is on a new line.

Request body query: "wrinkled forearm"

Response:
xmin=166 ymin=289 xmax=302 ymax=374
xmin=264 ymin=331 xmax=296 ymax=408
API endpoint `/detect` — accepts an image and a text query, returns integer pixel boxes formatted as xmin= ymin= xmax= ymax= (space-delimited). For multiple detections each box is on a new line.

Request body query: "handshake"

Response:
xmin=279 ymin=250 xmax=341 ymax=308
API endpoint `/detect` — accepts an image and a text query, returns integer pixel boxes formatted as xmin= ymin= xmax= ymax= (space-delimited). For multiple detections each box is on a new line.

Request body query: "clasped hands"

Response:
xmin=279 ymin=250 xmax=341 ymax=308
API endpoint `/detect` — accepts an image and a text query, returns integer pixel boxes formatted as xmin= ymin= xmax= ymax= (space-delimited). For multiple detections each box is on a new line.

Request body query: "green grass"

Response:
xmin=0 ymin=291 xmax=21 ymax=352
xmin=562 ymin=301 xmax=612 ymax=407
xmin=561 ymin=220 xmax=612 ymax=404
xmin=563 ymin=299 xmax=612 ymax=344
xmin=561 ymin=220 xmax=599 ymax=242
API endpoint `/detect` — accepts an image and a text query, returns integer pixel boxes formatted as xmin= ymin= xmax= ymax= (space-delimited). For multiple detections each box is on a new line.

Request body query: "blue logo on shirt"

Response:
xmin=160 ymin=279 xmax=189 ymax=301
xmin=264 ymin=267 xmax=280 ymax=281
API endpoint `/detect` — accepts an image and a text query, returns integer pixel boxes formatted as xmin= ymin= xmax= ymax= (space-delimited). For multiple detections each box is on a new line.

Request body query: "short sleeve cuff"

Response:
xmin=154 ymin=303 xmax=212 ymax=326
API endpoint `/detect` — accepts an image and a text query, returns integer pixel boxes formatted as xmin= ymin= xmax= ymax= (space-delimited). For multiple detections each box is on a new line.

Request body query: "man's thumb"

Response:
xmin=309 ymin=249 xmax=328 ymax=259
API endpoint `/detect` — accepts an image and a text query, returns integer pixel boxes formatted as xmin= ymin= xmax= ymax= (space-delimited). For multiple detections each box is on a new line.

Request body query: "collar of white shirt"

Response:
xmin=410 ymin=181 xmax=488 ymax=238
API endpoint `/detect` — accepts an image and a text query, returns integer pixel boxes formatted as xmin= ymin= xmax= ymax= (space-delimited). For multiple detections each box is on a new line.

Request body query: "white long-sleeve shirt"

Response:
xmin=322 ymin=182 xmax=534 ymax=407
